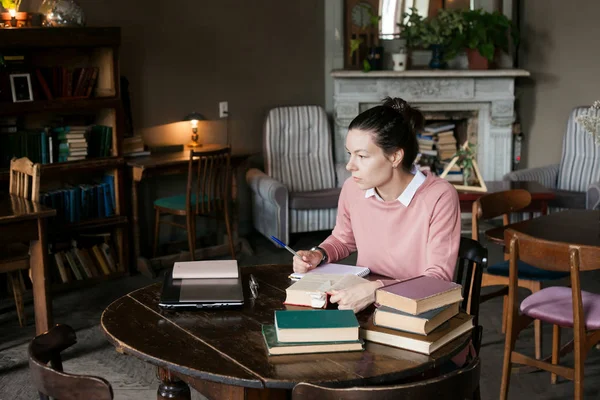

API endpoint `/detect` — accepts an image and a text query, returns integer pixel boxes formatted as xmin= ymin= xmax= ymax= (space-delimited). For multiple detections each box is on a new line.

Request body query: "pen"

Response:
xmin=270 ymin=236 xmax=309 ymax=264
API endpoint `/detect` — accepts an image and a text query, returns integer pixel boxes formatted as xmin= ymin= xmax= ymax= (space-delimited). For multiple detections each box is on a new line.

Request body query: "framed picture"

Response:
xmin=9 ymin=73 xmax=34 ymax=103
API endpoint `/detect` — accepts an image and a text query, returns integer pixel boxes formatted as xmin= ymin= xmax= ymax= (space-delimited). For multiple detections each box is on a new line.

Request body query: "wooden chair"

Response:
xmin=0 ymin=157 xmax=41 ymax=327
xmin=472 ymin=189 xmax=568 ymax=359
xmin=500 ymin=229 xmax=600 ymax=400
xmin=153 ymin=148 xmax=235 ymax=261
xmin=456 ymin=237 xmax=487 ymax=354
xmin=292 ymin=357 xmax=480 ymax=400
xmin=29 ymin=324 xmax=113 ymax=400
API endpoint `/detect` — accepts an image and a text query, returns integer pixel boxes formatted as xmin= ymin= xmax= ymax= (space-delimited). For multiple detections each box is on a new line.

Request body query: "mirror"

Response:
xmin=379 ymin=0 xmax=474 ymax=39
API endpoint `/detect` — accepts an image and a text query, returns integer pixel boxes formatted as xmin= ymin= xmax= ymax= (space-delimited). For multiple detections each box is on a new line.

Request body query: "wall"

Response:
xmin=22 ymin=0 xmax=326 ymax=255
xmin=517 ymin=0 xmax=600 ymax=168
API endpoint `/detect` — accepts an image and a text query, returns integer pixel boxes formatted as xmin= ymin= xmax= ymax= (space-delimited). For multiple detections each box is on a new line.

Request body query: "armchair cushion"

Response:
xmin=587 ymin=181 xmax=600 ymax=210
xmin=503 ymin=164 xmax=559 ymax=189
xmin=520 ymin=286 xmax=600 ymax=330
xmin=290 ymin=188 xmax=341 ymax=210
xmin=557 ymin=106 xmax=600 ymax=192
xmin=246 ymin=168 xmax=288 ymax=206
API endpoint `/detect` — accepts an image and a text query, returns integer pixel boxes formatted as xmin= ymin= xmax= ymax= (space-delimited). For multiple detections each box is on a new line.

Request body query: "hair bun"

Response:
xmin=382 ymin=96 xmax=424 ymax=132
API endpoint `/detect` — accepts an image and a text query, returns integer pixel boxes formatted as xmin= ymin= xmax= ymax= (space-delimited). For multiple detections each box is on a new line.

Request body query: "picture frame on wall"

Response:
xmin=9 ymin=73 xmax=34 ymax=103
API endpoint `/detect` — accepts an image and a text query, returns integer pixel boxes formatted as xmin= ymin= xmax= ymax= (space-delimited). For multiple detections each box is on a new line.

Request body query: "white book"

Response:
xmin=172 ymin=260 xmax=239 ymax=279
xmin=289 ymin=263 xmax=370 ymax=281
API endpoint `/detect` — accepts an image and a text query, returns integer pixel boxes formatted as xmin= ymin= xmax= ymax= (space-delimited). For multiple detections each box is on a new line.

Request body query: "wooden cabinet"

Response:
xmin=0 ymin=27 xmax=129 ymax=289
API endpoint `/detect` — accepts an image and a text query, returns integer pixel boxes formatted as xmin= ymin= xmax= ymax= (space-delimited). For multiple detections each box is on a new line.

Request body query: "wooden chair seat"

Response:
xmin=487 ymin=260 xmax=569 ymax=281
xmin=154 ymin=194 xmax=220 ymax=212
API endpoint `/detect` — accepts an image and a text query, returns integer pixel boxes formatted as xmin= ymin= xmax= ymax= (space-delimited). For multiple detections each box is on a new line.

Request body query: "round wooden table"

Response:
xmin=485 ymin=209 xmax=600 ymax=246
xmin=101 ymin=265 xmax=470 ymax=400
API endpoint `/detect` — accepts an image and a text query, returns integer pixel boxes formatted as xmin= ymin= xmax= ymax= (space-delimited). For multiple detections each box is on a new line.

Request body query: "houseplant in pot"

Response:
xmin=0 ymin=0 xmax=25 ymax=27
xmin=446 ymin=9 xmax=518 ymax=70
xmin=399 ymin=8 xmax=464 ymax=69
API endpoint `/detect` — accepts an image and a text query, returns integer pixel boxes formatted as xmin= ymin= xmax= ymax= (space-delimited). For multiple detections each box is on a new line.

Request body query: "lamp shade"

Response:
xmin=183 ymin=112 xmax=207 ymax=122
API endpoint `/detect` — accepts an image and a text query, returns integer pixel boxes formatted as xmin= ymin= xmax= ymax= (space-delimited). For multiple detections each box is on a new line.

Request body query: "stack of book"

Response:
xmin=123 ymin=136 xmax=150 ymax=157
xmin=55 ymin=126 xmax=88 ymax=162
xmin=262 ymin=309 xmax=364 ymax=355
xmin=360 ymin=275 xmax=474 ymax=355
xmin=422 ymin=122 xmax=457 ymax=161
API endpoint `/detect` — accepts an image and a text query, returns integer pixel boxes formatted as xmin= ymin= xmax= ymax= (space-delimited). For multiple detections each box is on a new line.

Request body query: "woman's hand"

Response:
xmin=329 ymin=281 xmax=384 ymax=313
xmin=292 ymin=250 xmax=323 ymax=274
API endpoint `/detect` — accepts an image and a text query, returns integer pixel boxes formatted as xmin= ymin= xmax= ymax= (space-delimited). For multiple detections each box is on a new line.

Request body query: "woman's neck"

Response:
xmin=375 ymin=168 xmax=415 ymax=202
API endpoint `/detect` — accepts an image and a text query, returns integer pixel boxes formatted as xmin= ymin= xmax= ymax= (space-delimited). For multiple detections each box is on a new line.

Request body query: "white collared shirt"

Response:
xmin=364 ymin=166 xmax=426 ymax=206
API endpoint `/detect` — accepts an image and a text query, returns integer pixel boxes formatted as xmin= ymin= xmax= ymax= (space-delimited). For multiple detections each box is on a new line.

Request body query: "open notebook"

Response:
xmin=289 ymin=263 xmax=370 ymax=281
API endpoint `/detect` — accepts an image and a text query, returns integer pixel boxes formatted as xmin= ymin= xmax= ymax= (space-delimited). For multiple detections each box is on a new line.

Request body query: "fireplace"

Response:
xmin=331 ymin=70 xmax=530 ymax=182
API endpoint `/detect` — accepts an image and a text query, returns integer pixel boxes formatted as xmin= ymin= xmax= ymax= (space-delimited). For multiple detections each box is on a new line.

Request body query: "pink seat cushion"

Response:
xmin=520 ymin=286 xmax=600 ymax=330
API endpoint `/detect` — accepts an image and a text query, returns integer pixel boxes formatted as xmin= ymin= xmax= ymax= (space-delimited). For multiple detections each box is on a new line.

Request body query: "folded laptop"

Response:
xmin=159 ymin=268 xmax=244 ymax=309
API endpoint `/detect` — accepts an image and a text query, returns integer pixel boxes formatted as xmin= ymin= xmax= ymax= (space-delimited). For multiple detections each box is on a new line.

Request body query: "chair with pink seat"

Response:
xmin=500 ymin=228 xmax=600 ymax=400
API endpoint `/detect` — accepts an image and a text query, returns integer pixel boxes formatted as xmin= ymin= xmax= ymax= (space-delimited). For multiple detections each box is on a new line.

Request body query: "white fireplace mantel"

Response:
xmin=331 ymin=69 xmax=530 ymax=182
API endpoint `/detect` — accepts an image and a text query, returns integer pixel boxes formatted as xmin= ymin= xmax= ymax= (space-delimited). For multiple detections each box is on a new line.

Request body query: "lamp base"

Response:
xmin=187 ymin=141 xmax=202 ymax=148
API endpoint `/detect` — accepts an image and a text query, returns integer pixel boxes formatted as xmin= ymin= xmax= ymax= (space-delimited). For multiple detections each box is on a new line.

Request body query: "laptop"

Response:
xmin=159 ymin=269 xmax=244 ymax=309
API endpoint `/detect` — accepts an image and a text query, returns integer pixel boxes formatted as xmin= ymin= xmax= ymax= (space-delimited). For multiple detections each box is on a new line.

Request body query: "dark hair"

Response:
xmin=348 ymin=97 xmax=424 ymax=171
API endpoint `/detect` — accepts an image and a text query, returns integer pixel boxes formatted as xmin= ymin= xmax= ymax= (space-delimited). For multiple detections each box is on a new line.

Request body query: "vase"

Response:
xmin=392 ymin=52 xmax=407 ymax=71
xmin=429 ymin=44 xmax=446 ymax=69
xmin=367 ymin=46 xmax=384 ymax=71
xmin=39 ymin=0 xmax=86 ymax=27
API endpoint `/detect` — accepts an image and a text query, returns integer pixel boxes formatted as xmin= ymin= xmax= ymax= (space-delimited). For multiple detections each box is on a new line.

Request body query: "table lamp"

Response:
xmin=183 ymin=111 xmax=206 ymax=148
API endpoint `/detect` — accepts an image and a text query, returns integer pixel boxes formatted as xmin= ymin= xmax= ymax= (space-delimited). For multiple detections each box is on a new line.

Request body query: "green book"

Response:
xmin=262 ymin=325 xmax=363 ymax=356
xmin=274 ymin=309 xmax=359 ymax=343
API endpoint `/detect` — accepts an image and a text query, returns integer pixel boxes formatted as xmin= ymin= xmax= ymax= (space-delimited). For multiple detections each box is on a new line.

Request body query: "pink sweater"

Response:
xmin=319 ymin=173 xmax=461 ymax=283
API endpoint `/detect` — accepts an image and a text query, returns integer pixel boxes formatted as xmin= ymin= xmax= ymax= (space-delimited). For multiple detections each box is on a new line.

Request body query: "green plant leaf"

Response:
xmin=362 ymin=59 xmax=372 ymax=72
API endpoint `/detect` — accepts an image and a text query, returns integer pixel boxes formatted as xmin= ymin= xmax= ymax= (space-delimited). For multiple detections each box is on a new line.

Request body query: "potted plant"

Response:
xmin=446 ymin=9 xmax=518 ymax=70
xmin=398 ymin=8 xmax=464 ymax=69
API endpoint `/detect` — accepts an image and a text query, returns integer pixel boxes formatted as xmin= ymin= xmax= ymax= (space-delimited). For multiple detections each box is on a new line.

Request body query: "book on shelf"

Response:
xmin=274 ymin=309 xmax=360 ymax=343
xmin=284 ymin=273 xmax=369 ymax=308
xmin=289 ymin=263 xmax=370 ymax=281
xmin=373 ymin=302 xmax=460 ymax=335
xmin=375 ymin=275 xmax=462 ymax=315
xmin=262 ymin=324 xmax=363 ymax=356
xmin=360 ymin=312 xmax=473 ymax=355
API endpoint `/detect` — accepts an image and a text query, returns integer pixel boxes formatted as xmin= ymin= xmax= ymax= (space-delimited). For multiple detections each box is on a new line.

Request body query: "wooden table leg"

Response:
xmin=182 ymin=375 xmax=287 ymax=400
xmin=157 ymin=368 xmax=191 ymax=400
xmin=30 ymin=218 xmax=52 ymax=335
xmin=132 ymin=169 xmax=155 ymax=278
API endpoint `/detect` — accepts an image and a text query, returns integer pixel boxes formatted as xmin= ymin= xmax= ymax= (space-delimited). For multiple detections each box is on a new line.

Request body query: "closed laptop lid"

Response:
xmin=160 ymin=269 xmax=244 ymax=308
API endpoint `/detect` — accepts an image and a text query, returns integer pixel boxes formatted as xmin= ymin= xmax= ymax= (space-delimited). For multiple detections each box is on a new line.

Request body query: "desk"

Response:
xmin=0 ymin=195 xmax=56 ymax=334
xmin=127 ymin=147 xmax=254 ymax=278
xmin=485 ymin=209 xmax=600 ymax=246
xmin=101 ymin=265 xmax=470 ymax=400
xmin=458 ymin=181 xmax=554 ymax=213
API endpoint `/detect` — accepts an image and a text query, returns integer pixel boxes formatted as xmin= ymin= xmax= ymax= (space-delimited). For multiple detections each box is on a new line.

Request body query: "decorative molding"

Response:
xmin=335 ymin=103 xmax=359 ymax=119
xmin=381 ymin=79 xmax=475 ymax=100
xmin=491 ymin=100 xmax=514 ymax=117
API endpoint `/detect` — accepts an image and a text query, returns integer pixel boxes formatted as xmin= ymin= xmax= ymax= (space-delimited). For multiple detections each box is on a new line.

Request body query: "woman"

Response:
xmin=292 ymin=97 xmax=461 ymax=314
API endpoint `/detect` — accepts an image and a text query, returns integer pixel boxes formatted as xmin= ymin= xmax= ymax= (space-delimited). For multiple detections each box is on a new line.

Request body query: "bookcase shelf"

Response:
xmin=51 ymin=270 xmax=127 ymax=293
xmin=59 ymin=215 xmax=128 ymax=233
xmin=0 ymin=97 xmax=122 ymax=116
xmin=0 ymin=27 xmax=120 ymax=49
xmin=0 ymin=157 xmax=125 ymax=180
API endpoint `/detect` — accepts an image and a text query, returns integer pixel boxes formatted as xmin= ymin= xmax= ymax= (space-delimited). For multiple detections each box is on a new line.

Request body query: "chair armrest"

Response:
xmin=587 ymin=181 xmax=600 ymax=210
xmin=245 ymin=168 xmax=288 ymax=206
xmin=503 ymin=164 xmax=560 ymax=189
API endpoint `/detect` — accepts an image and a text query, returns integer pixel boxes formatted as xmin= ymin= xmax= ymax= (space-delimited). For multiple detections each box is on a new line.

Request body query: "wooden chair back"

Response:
xmin=9 ymin=157 xmax=41 ymax=202
xmin=456 ymin=237 xmax=487 ymax=353
xmin=472 ymin=189 xmax=531 ymax=240
xmin=186 ymin=147 xmax=231 ymax=215
xmin=292 ymin=357 xmax=480 ymax=400
xmin=29 ymin=324 xmax=113 ymax=400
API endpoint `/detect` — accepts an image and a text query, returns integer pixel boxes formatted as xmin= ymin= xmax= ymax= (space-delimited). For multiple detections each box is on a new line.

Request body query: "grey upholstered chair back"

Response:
xmin=264 ymin=106 xmax=337 ymax=192
xmin=557 ymin=106 xmax=600 ymax=192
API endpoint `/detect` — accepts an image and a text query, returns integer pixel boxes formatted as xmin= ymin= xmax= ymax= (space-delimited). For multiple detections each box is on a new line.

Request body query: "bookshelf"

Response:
xmin=0 ymin=27 xmax=128 ymax=288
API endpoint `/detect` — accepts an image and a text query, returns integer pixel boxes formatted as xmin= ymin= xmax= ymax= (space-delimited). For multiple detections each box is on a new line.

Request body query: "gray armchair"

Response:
xmin=246 ymin=105 xmax=341 ymax=244
xmin=504 ymin=106 xmax=600 ymax=210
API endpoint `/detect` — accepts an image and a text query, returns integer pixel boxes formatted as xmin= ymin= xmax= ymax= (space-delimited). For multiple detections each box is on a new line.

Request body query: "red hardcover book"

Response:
xmin=375 ymin=275 xmax=462 ymax=315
